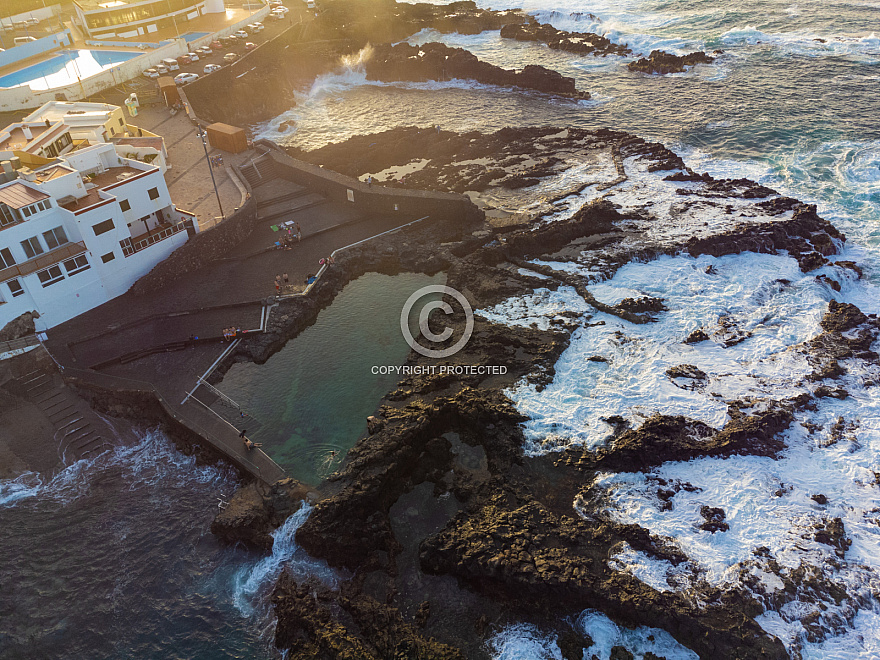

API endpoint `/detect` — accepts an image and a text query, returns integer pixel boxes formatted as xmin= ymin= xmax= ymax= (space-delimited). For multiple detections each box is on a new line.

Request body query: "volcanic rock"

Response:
xmin=500 ymin=21 xmax=630 ymax=57
xmin=628 ymin=49 xmax=714 ymax=75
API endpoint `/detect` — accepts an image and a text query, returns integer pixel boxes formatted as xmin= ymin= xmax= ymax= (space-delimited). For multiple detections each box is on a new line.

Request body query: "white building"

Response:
xmin=0 ymin=142 xmax=197 ymax=332
xmin=12 ymin=101 xmax=170 ymax=172
xmin=74 ymin=0 xmax=226 ymax=39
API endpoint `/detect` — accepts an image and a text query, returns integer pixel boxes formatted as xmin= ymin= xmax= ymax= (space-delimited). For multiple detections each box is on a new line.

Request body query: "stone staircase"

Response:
xmin=240 ymin=156 xmax=284 ymax=188
xmin=11 ymin=350 xmax=115 ymax=465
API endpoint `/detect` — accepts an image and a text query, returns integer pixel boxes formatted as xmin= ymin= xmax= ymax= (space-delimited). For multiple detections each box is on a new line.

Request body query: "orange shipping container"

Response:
xmin=205 ymin=122 xmax=248 ymax=154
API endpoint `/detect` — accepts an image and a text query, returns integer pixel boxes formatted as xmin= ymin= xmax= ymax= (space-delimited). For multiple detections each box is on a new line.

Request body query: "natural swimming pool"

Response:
xmin=217 ymin=272 xmax=446 ymax=485
xmin=0 ymin=49 xmax=143 ymax=90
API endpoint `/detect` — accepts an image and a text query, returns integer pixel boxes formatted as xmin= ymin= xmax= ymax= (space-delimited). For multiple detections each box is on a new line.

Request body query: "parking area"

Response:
xmin=141 ymin=4 xmax=302 ymax=87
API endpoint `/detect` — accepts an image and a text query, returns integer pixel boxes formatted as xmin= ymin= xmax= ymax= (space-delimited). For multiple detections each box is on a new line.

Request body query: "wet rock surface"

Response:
xmin=200 ymin=126 xmax=878 ymax=658
xmin=628 ymin=49 xmax=715 ymax=75
xmin=500 ymin=21 xmax=631 ymax=57
xmin=366 ymin=42 xmax=591 ymax=99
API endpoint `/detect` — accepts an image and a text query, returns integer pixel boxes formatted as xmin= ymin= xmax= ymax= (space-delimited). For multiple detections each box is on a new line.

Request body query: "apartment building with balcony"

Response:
xmin=0 ymin=141 xmax=196 ymax=332
xmin=73 ymin=0 xmax=227 ymax=39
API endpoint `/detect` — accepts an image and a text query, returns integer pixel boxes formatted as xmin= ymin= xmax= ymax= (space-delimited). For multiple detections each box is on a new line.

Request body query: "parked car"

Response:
xmin=197 ymin=45 xmax=212 ymax=56
xmin=186 ymin=51 xmax=200 ymax=61
xmin=156 ymin=64 xmax=170 ymax=75
xmin=219 ymin=35 xmax=237 ymax=46
xmin=204 ymin=63 xmax=222 ymax=74
xmin=223 ymin=52 xmax=238 ymax=63
xmin=177 ymin=54 xmax=192 ymax=65
xmin=244 ymin=42 xmax=256 ymax=50
xmin=142 ymin=68 xmax=160 ymax=79
xmin=268 ymin=11 xmax=284 ymax=19
xmin=160 ymin=58 xmax=180 ymax=71
xmin=234 ymin=30 xmax=248 ymax=39
xmin=210 ymin=40 xmax=222 ymax=50
xmin=274 ymin=5 xmax=290 ymax=13
xmin=174 ymin=72 xmax=199 ymax=85
xmin=249 ymin=22 xmax=264 ymax=32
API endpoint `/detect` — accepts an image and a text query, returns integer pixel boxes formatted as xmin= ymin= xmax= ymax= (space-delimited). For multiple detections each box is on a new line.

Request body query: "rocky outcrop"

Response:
xmin=366 ymin=42 xmax=590 ymax=99
xmin=500 ymin=21 xmax=630 ymax=57
xmin=211 ymin=478 xmax=318 ymax=550
xmin=419 ymin=496 xmax=785 ymax=659
xmin=628 ymin=49 xmax=715 ymax=74
xmin=0 ymin=311 xmax=38 ymax=342
xmin=272 ymin=576 xmax=465 ymax=659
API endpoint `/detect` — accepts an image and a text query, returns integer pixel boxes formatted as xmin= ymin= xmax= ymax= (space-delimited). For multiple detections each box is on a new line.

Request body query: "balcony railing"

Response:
xmin=0 ymin=242 xmax=87 ymax=283
xmin=121 ymin=222 xmax=185 ymax=257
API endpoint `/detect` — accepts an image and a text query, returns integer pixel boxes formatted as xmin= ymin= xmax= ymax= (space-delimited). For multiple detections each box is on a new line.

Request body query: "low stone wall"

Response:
xmin=262 ymin=144 xmax=483 ymax=226
xmin=129 ymin=194 xmax=258 ymax=296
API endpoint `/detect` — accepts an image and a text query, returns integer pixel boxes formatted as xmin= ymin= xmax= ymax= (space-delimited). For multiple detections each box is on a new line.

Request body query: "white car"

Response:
xmin=204 ymin=63 xmax=222 ymax=74
xmin=273 ymin=5 xmax=289 ymax=13
xmin=223 ymin=52 xmax=239 ymax=63
xmin=143 ymin=68 xmax=160 ymax=79
xmin=156 ymin=64 xmax=169 ymax=75
xmin=174 ymin=72 xmax=199 ymax=85
xmin=235 ymin=30 xmax=249 ymax=39
xmin=250 ymin=22 xmax=264 ymax=32
xmin=197 ymin=45 xmax=212 ymax=56
xmin=186 ymin=51 xmax=199 ymax=61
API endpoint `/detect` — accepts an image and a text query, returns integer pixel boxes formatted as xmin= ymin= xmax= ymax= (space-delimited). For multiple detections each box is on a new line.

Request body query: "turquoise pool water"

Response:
xmin=217 ymin=272 xmax=446 ymax=485
xmin=0 ymin=49 xmax=143 ymax=90
xmin=182 ymin=32 xmax=212 ymax=43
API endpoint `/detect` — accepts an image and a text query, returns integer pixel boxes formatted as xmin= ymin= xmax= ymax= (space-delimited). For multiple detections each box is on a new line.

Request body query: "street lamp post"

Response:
xmin=197 ymin=125 xmax=225 ymax=221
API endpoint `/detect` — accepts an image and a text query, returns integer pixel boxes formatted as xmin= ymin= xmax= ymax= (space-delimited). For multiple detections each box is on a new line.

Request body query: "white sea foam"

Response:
xmin=0 ymin=430 xmax=227 ymax=508
xmin=487 ymin=623 xmax=563 ymax=659
xmin=500 ymin=252 xmax=828 ymax=454
xmin=575 ymin=609 xmax=699 ymax=659
xmin=231 ymin=502 xmax=337 ymax=617
xmin=719 ymin=26 xmax=880 ymax=62
xmin=477 ymin=285 xmax=592 ymax=330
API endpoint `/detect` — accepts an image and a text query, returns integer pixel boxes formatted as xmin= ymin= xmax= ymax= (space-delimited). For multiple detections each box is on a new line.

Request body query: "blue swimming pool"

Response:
xmin=0 ymin=49 xmax=143 ymax=90
xmin=182 ymin=32 xmax=211 ymax=43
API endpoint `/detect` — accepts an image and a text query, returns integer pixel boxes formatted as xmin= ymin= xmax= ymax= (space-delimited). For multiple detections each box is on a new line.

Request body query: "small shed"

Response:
xmin=158 ymin=77 xmax=180 ymax=106
xmin=206 ymin=123 xmax=248 ymax=154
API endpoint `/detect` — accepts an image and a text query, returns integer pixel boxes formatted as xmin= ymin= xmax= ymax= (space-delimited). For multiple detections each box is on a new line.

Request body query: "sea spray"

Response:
xmin=232 ymin=502 xmax=336 ymax=617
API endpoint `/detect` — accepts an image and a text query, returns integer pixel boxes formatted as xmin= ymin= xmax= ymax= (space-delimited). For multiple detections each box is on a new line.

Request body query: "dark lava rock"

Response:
xmin=420 ymin=497 xmax=784 ymax=659
xmin=211 ymin=478 xmax=317 ymax=550
xmin=500 ymin=21 xmax=630 ymax=57
xmin=366 ymin=42 xmax=590 ymax=99
xmin=813 ymin=517 xmax=851 ymax=558
xmin=814 ymin=385 xmax=848 ymax=399
xmin=820 ymin=300 xmax=868 ymax=333
xmin=610 ymin=646 xmax=635 ymax=660
xmin=557 ymin=627 xmax=592 ymax=660
xmin=665 ymin=364 xmax=708 ymax=389
xmin=684 ymin=328 xmax=710 ymax=344
xmin=0 ymin=310 xmax=39 ymax=341
xmin=628 ymin=49 xmax=714 ymax=74
xmin=699 ymin=506 xmax=729 ymax=533
xmin=817 ymin=273 xmax=842 ymax=292
xmin=811 ymin=494 xmax=828 ymax=505
xmin=588 ymin=405 xmax=796 ymax=473
xmin=272 ymin=576 xmax=463 ymax=659
xmin=617 ymin=296 xmax=667 ymax=314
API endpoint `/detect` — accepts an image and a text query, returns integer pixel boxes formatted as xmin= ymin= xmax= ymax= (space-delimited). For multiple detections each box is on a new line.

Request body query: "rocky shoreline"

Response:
xmin=199 ymin=126 xmax=877 ymax=658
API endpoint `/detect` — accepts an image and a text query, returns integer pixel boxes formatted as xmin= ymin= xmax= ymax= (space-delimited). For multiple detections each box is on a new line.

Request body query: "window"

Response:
xmin=0 ymin=247 xmax=15 ymax=269
xmin=0 ymin=204 xmax=19 ymax=227
xmin=93 ymin=219 xmax=115 ymax=236
xmin=43 ymin=226 xmax=69 ymax=250
xmin=101 ymin=251 xmax=115 ymax=263
xmin=21 ymin=236 xmax=44 ymax=259
xmin=37 ymin=265 xmax=64 ymax=287
xmin=148 ymin=187 xmax=159 ymax=200
xmin=119 ymin=199 xmax=131 ymax=212
xmin=22 ymin=205 xmax=33 ymax=218
xmin=64 ymin=254 xmax=90 ymax=276
xmin=7 ymin=279 xmax=24 ymax=298
xmin=118 ymin=118 xmax=125 ymax=126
